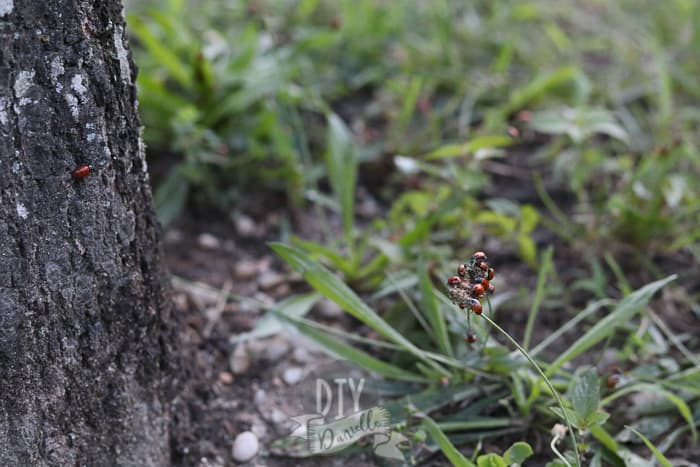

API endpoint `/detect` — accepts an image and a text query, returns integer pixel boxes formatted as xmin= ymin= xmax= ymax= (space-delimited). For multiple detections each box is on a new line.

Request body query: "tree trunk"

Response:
xmin=0 ymin=1 xmax=178 ymax=465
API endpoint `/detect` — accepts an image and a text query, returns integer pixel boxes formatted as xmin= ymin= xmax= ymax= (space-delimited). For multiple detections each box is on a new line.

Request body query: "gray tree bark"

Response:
xmin=0 ymin=1 xmax=179 ymax=465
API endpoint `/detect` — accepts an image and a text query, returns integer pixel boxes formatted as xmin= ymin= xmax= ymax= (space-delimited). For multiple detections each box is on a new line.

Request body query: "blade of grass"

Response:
xmin=626 ymin=426 xmax=672 ymax=467
xmin=548 ymin=275 xmax=676 ymax=375
xmin=421 ymin=415 xmax=475 ymax=467
xmin=419 ymin=266 xmax=453 ymax=357
xmin=530 ymin=299 xmax=614 ymax=358
xmin=325 ymin=113 xmax=357 ymax=245
xmin=523 ymin=246 xmax=554 ymax=350
xmin=274 ymin=312 xmax=427 ymax=382
xmin=271 ymin=243 xmax=448 ymax=375
xmin=601 ymin=383 xmax=697 ymax=442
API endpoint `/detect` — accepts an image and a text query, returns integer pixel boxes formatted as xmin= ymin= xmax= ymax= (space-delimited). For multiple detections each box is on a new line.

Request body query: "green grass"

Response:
xmin=126 ymin=0 xmax=700 ymax=464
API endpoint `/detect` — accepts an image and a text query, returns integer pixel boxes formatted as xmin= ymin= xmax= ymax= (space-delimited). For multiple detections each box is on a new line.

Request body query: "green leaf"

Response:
xmin=419 ymin=267 xmax=453 ymax=357
xmin=153 ymin=167 xmax=189 ymax=226
xmin=275 ymin=313 xmax=425 ymax=382
xmin=270 ymin=243 xmax=444 ymax=373
xmin=571 ymin=368 xmax=600 ymax=422
xmin=422 ymin=416 xmax=475 ymax=467
xmin=585 ymin=411 xmax=610 ymax=427
xmin=550 ymin=407 xmax=583 ymax=428
xmin=477 ymin=453 xmax=507 ymax=467
xmin=425 ymin=135 xmax=513 ymax=159
xmin=503 ymin=441 xmax=534 ymax=464
xmin=548 ymin=275 xmax=676 ymax=375
xmin=602 ymin=383 xmax=697 ymax=442
xmin=625 ymin=426 xmax=672 ymax=467
xmin=326 ymin=113 xmax=358 ymax=243
xmin=230 ymin=293 xmax=320 ymax=344
xmin=523 ymin=246 xmax=553 ymax=349
xmin=589 ymin=424 xmax=619 ymax=453
xmin=128 ymin=15 xmax=193 ymax=89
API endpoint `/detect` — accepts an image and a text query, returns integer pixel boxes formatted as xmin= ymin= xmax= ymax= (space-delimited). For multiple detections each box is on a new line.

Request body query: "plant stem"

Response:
xmin=551 ymin=434 xmax=573 ymax=467
xmin=478 ymin=313 xmax=581 ymax=467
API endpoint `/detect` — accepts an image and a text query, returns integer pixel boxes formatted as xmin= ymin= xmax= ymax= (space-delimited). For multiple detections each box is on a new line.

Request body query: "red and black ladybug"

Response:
xmin=72 ymin=164 xmax=92 ymax=179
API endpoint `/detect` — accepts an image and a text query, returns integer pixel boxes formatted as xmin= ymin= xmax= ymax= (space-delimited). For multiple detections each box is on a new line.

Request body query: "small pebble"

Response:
xmin=235 ymin=214 xmax=257 ymax=237
xmin=197 ymin=233 xmax=221 ymax=249
xmin=257 ymin=271 xmax=284 ymax=290
xmin=234 ymin=260 xmax=259 ymax=280
xmin=283 ymin=367 xmax=303 ymax=385
xmin=218 ymin=371 xmax=233 ymax=385
xmin=254 ymin=389 xmax=266 ymax=407
xmin=316 ymin=298 xmax=344 ymax=318
xmin=292 ymin=347 xmax=312 ymax=364
xmin=264 ymin=336 xmax=290 ymax=360
xmin=232 ymin=431 xmax=259 ymax=462
xmin=230 ymin=344 xmax=250 ymax=374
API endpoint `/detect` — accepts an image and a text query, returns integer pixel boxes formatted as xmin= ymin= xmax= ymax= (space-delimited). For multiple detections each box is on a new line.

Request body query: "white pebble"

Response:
xmin=282 ymin=367 xmax=303 ymax=385
xmin=235 ymin=214 xmax=257 ymax=237
xmin=197 ymin=233 xmax=221 ymax=249
xmin=316 ymin=298 xmax=344 ymax=318
xmin=232 ymin=431 xmax=259 ymax=462
xmin=257 ymin=271 xmax=284 ymax=290
xmin=230 ymin=344 xmax=250 ymax=375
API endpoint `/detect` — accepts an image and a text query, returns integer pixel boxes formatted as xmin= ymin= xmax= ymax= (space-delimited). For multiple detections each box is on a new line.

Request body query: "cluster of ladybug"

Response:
xmin=446 ymin=251 xmax=495 ymax=344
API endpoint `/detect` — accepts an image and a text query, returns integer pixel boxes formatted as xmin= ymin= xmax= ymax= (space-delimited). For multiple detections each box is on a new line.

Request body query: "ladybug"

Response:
xmin=487 ymin=283 xmax=495 ymax=294
xmin=487 ymin=268 xmax=495 ymax=280
xmin=478 ymin=262 xmax=489 ymax=271
xmin=72 ymin=164 xmax=92 ymax=179
xmin=472 ymin=251 xmax=487 ymax=261
xmin=606 ymin=374 xmax=620 ymax=388
xmin=457 ymin=264 xmax=467 ymax=277
xmin=478 ymin=277 xmax=490 ymax=288
xmin=467 ymin=297 xmax=482 ymax=314
xmin=447 ymin=276 xmax=462 ymax=286
xmin=471 ymin=283 xmax=485 ymax=298
xmin=465 ymin=333 xmax=477 ymax=344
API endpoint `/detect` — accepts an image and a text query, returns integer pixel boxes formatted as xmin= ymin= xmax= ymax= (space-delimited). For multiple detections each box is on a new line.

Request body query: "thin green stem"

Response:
xmin=478 ymin=313 xmax=581 ymax=467
xmin=551 ymin=434 xmax=573 ymax=467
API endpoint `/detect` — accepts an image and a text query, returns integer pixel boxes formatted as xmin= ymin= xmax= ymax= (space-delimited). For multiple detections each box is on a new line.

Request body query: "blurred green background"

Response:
xmin=125 ymin=1 xmax=700 ymax=465
xmin=126 ymin=0 xmax=699 ymax=263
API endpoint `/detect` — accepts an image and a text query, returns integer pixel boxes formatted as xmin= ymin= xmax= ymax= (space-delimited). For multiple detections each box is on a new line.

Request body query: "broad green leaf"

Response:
xmin=585 ymin=411 xmax=610 ymax=426
xmin=548 ymin=275 xmax=676 ymax=375
xmin=550 ymin=407 xmax=582 ymax=428
xmin=477 ymin=454 xmax=507 ymax=467
xmin=570 ymin=368 xmax=600 ymax=422
xmin=422 ymin=416 xmax=475 ymax=467
xmin=626 ymin=426 xmax=672 ymax=467
xmin=503 ymin=441 xmax=533 ymax=464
